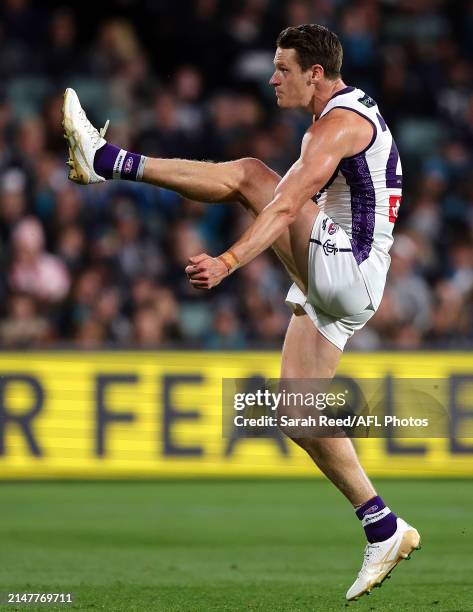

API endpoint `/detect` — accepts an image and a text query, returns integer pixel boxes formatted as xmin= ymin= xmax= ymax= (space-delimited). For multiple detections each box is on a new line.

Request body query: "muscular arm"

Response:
xmin=187 ymin=109 xmax=372 ymax=288
xmin=228 ymin=113 xmax=349 ymax=267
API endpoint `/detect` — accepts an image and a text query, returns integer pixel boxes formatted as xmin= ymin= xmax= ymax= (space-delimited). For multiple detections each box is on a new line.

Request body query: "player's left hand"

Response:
xmin=185 ymin=253 xmax=228 ymax=290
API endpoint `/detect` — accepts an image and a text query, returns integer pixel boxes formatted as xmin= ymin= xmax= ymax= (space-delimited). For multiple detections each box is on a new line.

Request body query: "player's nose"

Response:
xmin=269 ymin=72 xmax=279 ymax=86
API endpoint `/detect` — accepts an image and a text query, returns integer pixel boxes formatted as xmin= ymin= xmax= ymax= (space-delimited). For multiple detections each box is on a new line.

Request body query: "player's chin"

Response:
xmin=276 ymin=97 xmax=295 ymax=109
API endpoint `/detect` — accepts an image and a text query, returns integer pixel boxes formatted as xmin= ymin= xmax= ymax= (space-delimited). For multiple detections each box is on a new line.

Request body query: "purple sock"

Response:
xmin=356 ymin=495 xmax=397 ymax=543
xmin=94 ymin=143 xmax=146 ymax=181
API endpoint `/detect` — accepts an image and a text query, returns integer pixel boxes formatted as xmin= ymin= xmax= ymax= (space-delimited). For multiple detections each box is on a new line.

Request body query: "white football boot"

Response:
xmin=346 ymin=517 xmax=421 ymax=601
xmin=62 ymin=88 xmax=110 ymax=184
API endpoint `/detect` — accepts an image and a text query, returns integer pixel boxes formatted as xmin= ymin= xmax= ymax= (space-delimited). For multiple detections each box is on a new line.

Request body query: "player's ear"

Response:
xmin=309 ymin=64 xmax=324 ymax=85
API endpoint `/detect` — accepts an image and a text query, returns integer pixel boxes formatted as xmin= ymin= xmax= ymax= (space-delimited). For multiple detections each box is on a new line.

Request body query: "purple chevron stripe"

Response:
xmin=386 ymin=139 xmax=403 ymax=189
xmin=340 ymin=154 xmax=376 ymax=265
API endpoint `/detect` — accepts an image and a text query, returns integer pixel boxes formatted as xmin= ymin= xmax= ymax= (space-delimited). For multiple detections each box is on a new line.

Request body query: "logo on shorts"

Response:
xmin=123 ymin=156 xmax=134 ymax=174
xmin=322 ymin=239 xmax=338 ymax=256
xmin=328 ymin=222 xmax=339 ymax=235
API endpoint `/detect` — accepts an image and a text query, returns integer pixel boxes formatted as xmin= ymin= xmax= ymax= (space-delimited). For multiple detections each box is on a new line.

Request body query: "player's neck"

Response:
xmin=308 ymin=79 xmax=347 ymax=119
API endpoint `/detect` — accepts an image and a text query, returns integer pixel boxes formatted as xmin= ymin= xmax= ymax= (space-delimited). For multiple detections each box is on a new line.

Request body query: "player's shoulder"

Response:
xmin=312 ymin=107 xmax=368 ymax=132
xmin=322 ymin=87 xmax=378 ymax=116
xmin=307 ymin=105 xmax=375 ymax=157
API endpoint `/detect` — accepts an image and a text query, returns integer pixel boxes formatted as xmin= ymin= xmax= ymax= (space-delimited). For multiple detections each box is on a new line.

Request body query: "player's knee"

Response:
xmin=238 ymin=157 xmax=275 ymax=195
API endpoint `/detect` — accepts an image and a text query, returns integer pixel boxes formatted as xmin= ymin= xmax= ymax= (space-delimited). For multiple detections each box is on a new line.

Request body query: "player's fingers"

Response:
xmin=185 ymin=263 xmax=206 ymax=273
xmin=188 ymin=253 xmax=209 ymax=265
xmin=185 ymin=264 xmax=207 ymax=276
xmin=189 ymin=279 xmax=209 ymax=290
xmin=188 ymin=272 xmax=208 ymax=281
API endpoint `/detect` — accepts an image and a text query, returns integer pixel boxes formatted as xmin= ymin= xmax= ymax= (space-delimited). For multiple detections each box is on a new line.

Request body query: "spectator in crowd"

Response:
xmin=0 ymin=293 xmax=51 ymax=347
xmin=9 ymin=216 xmax=70 ymax=303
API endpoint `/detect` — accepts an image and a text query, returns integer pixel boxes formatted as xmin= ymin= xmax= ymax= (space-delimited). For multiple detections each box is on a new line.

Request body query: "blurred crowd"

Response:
xmin=0 ymin=0 xmax=472 ymax=349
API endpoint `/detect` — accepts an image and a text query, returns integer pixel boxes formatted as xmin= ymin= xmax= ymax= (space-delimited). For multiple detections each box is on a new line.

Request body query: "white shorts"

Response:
xmin=286 ymin=212 xmax=376 ymax=351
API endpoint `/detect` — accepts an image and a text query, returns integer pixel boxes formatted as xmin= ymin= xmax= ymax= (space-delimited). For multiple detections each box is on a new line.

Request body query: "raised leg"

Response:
xmin=63 ymin=87 xmax=316 ymax=290
xmin=143 ymin=157 xmax=317 ymax=290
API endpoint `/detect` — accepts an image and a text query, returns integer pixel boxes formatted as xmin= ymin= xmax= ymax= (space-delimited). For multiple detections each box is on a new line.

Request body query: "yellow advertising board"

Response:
xmin=0 ymin=351 xmax=472 ymax=478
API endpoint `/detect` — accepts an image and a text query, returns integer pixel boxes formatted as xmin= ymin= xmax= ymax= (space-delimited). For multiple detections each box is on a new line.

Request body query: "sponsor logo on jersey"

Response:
xmin=358 ymin=93 xmax=376 ymax=108
xmin=328 ymin=222 xmax=339 ymax=235
xmin=322 ymin=217 xmax=328 ymax=230
xmin=389 ymin=195 xmax=402 ymax=223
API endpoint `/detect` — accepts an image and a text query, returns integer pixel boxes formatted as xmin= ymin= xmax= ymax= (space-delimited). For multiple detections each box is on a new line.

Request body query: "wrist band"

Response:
xmin=218 ymin=249 xmax=240 ymax=274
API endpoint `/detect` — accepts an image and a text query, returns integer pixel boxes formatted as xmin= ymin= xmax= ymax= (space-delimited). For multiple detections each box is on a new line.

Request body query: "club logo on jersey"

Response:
xmin=389 ymin=195 xmax=402 ymax=223
xmin=358 ymin=93 xmax=376 ymax=108
xmin=328 ymin=222 xmax=339 ymax=235
xmin=322 ymin=239 xmax=338 ymax=256
xmin=123 ymin=156 xmax=134 ymax=174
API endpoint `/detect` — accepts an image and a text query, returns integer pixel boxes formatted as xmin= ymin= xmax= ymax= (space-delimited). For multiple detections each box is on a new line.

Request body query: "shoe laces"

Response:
xmin=78 ymin=107 xmax=109 ymax=146
xmin=360 ymin=542 xmax=379 ymax=572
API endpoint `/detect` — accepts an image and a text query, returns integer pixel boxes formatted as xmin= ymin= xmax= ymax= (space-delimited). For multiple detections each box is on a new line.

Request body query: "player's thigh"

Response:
xmin=281 ymin=312 xmax=342 ymax=379
xmin=273 ymin=201 xmax=318 ymax=290
xmin=237 ymin=158 xmax=292 ymax=259
xmin=287 ymin=204 xmax=320 ymax=290
xmin=238 ymin=158 xmax=319 ymax=290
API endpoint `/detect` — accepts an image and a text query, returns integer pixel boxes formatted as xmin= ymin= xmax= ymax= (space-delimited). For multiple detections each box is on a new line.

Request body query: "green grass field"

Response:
xmin=0 ymin=480 xmax=471 ymax=612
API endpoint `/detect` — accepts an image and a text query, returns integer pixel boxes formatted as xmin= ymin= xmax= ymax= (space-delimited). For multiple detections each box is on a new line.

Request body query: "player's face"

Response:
xmin=270 ymin=48 xmax=315 ymax=108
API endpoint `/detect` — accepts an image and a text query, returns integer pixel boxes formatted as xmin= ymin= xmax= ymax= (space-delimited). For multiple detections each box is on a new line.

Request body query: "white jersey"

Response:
xmin=314 ymin=86 xmax=402 ymax=309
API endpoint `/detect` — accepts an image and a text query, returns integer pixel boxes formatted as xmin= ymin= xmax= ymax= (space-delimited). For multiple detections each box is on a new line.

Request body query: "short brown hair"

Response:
xmin=276 ymin=24 xmax=343 ymax=79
